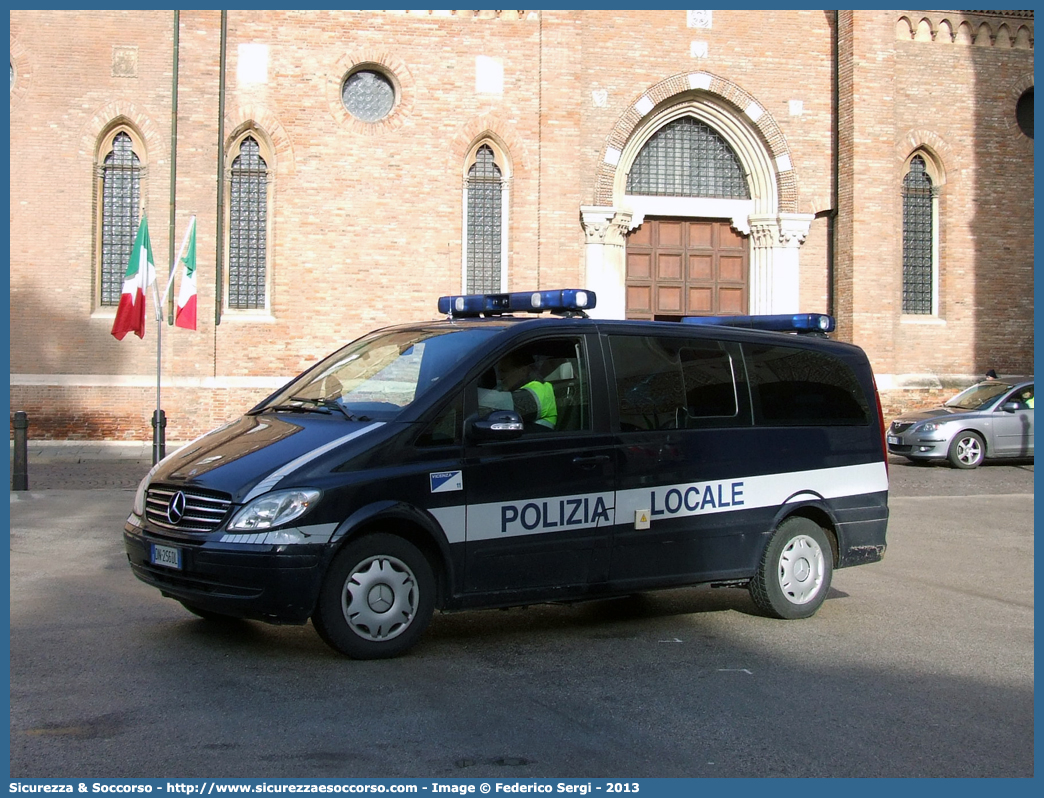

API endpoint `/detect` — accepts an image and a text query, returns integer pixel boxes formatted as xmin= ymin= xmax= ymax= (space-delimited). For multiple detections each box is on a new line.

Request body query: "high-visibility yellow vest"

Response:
xmin=522 ymin=380 xmax=557 ymax=429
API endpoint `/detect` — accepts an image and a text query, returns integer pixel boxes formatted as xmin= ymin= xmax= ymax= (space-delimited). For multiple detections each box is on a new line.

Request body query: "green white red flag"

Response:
xmin=111 ymin=216 xmax=156 ymax=341
xmin=174 ymin=217 xmax=197 ymax=330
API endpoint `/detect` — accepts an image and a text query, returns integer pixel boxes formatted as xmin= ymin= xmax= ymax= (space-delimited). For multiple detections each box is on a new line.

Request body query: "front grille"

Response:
xmin=890 ymin=422 xmax=914 ymax=434
xmin=146 ymin=484 xmax=232 ymax=534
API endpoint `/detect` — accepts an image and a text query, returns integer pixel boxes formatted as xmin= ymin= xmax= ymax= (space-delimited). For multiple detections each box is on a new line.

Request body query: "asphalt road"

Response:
xmin=7 ymin=458 xmax=1034 ymax=779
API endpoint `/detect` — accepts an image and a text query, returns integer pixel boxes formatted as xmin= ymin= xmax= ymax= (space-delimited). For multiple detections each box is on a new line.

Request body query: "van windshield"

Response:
xmin=258 ymin=326 xmax=500 ymax=421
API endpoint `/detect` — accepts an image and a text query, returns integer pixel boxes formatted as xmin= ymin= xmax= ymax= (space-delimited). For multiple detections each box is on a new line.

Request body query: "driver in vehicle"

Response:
xmin=478 ymin=350 xmax=558 ymax=431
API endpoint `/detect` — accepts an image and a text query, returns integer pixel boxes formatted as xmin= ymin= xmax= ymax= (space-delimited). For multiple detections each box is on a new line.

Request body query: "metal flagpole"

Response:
xmin=154 ymin=269 xmax=164 ymax=464
xmin=154 ymin=9 xmax=181 ymax=465
xmin=152 ymin=217 xmax=194 ymax=464
xmin=147 ymin=227 xmax=165 ymax=464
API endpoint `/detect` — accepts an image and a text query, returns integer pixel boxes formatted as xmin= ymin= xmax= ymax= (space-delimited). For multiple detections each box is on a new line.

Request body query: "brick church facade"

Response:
xmin=9 ymin=10 xmax=1035 ymax=441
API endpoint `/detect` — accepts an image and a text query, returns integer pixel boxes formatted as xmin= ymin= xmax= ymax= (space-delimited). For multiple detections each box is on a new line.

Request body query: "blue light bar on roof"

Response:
xmin=437 ymin=293 xmax=510 ymax=317
xmin=681 ymin=313 xmax=836 ymax=334
xmin=438 ymin=289 xmax=596 ymax=318
xmin=509 ymin=289 xmax=595 ymax=312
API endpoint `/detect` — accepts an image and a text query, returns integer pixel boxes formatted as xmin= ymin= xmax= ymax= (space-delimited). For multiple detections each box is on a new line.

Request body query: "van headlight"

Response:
xmin=132 ymin=462 xmax=164 ymax=517
xmin=228 ymin=489 xmax=321 ymax=531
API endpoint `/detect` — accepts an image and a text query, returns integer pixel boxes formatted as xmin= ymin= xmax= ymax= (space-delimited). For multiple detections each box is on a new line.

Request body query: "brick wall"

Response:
xmin=9 ymin=10 xmax=1034 ymax=440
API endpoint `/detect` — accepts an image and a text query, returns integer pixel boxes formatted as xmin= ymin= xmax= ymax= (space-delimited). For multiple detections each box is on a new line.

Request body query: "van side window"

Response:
xmin=475 ymin=337 xmax=590 ymax=433
xmin=416 ymin=392 xmax=463 ymax=446
xmin=745 ymin=344 xmax=870 ymax=425
xmin=608 ymin=335 xmax=743 ymax=431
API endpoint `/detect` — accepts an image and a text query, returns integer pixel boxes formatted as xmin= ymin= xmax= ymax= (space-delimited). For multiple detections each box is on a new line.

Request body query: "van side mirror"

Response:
xmin=468 ymin=410 xmax=525 ymax=441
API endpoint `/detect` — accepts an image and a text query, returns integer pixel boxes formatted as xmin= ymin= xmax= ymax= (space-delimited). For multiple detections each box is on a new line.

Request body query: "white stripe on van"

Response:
xmin=241 ymin=422 xmax=385 ymax=503
xmin=429 ymin=505 xmax=467 ymax=545
xmin=466 ymin=490 xmax=617 ymax=542
xmin=615 ymin=461 xmax=888 ymax=525
xmin=428 ymin=461 xmax=887 ymax=544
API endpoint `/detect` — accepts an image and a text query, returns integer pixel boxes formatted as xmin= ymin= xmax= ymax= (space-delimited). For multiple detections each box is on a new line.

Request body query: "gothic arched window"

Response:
xmin=464 ymin=143 xmax=507 ymax=293
xmin=227 ymin=135 xmax=269 ymax=311
xmin=98 ymin=131 xmax=143 ymax=307
xmin=902 ymin=154 xmax=937 ymax=315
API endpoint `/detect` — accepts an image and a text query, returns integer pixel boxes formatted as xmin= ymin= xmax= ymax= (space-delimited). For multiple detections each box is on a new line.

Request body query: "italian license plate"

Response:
xmin=887 ymin=435 xmax=900 ymax=445
xmin=151 ymin=543 xmax=182 ymax=570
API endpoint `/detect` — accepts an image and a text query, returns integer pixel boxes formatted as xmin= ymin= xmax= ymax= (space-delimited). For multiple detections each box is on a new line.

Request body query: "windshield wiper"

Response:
xmin=266 ymin=400 xmax=329 ymax=414
xmin=315 ymin=397 xmax=356 ymax=420
xmin=276 ymin=395 xmax=356 ymax=420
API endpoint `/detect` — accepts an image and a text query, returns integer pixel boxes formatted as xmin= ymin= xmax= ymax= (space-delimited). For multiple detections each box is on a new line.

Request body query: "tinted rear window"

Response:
xmin=745 ymin=343 xmax=870 ymax=425
xmin=608 ymin=335 xmax=745 ymax=430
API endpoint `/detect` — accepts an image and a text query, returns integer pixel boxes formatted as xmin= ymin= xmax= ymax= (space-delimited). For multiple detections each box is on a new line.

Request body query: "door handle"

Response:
xmin=572 ymin=454 xmax=610 ymax=469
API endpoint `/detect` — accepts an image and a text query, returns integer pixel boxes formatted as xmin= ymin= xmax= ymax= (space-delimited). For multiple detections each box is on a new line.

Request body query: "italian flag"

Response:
xmin=175 ymin=217 xmax=197 ymax=330
xmin=110 ymin=216 xmax=156 ymax=341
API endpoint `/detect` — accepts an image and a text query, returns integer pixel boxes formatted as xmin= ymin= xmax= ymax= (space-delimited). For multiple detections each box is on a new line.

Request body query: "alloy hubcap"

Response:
xmin=957 ymin=438 xmax=981 ymax=465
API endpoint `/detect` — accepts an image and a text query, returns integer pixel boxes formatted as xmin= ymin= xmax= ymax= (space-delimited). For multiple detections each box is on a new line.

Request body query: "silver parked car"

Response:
xmin=888 ymin=378 xmax=1034 ymax=468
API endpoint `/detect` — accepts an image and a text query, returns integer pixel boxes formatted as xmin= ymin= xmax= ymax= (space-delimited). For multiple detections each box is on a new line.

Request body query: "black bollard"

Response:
xmin=12 ymin=411 xmax=29 ymax=491
xmin=151 ymin=409 xmax=167 ymax=465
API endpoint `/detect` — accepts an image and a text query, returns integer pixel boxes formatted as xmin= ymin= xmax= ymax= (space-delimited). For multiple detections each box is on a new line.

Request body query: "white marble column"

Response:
xmin=580 ymin=206 xmax=633 ymax=319
xmin=747 ymin=213 xmax=813 ymax=314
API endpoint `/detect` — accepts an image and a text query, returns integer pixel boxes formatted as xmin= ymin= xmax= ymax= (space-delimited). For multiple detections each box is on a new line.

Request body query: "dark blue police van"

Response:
xmin=124 ymin=289 xmax=890 ymax=659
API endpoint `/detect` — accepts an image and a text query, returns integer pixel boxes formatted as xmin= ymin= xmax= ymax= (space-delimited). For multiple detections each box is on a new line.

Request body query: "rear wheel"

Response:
xmin=749 ymin=517 xmax=833 ymax=620
xmin=312 ymin=533 xmax=435 ymax=659
xmin=948 ymin=431 xmax=985 ymax=469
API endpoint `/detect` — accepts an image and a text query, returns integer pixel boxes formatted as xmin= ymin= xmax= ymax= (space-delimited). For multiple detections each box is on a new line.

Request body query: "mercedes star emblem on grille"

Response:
xmin=167 ymin=491 xmax=187 ymax=525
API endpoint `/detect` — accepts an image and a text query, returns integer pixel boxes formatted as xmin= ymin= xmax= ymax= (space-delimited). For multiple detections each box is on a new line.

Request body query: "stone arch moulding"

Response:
xmin=1005 ymin=73 xmax=1034 ymax=145
xmin=80 ymin=101 xmax=165 ymax=164
xmin=224 ymin=107 xmax=295 ymax=176
xmin=582 ymin=70 xmax=812 ymax=319
xmin=593 ymin=70 xmax=800 ymax=215
xmin=451 ymin=115 xmax=531 ymax=177
xmin=462 ymin=135 xmax=513 ymax=181
xmin=894 ymin=130 xmax=952 ymax=187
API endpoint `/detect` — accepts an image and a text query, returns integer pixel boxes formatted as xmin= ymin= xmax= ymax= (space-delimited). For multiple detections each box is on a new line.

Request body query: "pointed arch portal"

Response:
xmin=581 ymin=71 xmax=813 ymax=319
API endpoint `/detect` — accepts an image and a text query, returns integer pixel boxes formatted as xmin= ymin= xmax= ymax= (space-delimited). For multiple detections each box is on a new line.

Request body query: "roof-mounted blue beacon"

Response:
xmin=682 ymin=313 xmax=836 ymax=336
xmin=438 ymin=289 xmax=596 ymax=319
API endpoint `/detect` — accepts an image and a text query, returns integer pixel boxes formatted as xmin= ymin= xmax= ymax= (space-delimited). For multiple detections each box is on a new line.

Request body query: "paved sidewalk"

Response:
xmin=10 ymin=440 xmax=186 ymax=490
xmin=9 ymin=440 xmax=1033 ymax=493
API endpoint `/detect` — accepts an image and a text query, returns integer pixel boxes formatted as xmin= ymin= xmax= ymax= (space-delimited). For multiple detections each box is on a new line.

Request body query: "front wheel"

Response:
xmin=749 ymin=517 xmax=833 ymax=620
xmin=948 ymin=431 xmax=985 ymax=469
xmin=312 ymin=533 xmax=435 ymax=659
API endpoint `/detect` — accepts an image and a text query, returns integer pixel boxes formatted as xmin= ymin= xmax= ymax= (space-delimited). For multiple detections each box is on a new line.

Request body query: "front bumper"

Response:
xmin=887 ymin=432 xmax=950 ymax=459
xmin=124 ymin=520 xmax=327 ymax=624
